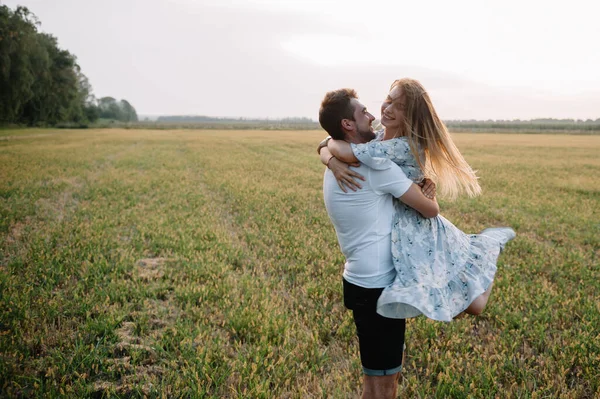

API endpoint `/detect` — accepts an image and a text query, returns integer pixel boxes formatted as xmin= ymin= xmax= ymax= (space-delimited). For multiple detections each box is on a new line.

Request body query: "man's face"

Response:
xmin=349 ymin=98 xmax=376 ymax=143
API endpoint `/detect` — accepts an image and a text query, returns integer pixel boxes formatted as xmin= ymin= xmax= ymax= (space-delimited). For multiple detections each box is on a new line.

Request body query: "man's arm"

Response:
xmin=372 ymin=162 xmax=439 ymax=218
xmin=398 ymin=184 xmax=439 ymax=218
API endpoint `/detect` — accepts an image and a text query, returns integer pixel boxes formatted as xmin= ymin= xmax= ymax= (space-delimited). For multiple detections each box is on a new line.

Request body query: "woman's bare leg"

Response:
xmin=464 ymin=282 xmax=494 ymax=316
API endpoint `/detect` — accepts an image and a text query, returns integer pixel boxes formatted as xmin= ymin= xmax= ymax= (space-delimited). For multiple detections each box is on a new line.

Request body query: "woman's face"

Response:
xmin=380 ymin=85 xmax=405 ymax=131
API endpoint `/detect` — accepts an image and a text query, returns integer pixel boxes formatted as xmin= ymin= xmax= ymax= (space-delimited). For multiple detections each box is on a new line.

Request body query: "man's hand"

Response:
xmin=328 ymin=157 xmax=364 ymax=193
xmin=419 ymin=178 xmax=436 ymax=199
xmin=399 ymin=183 xmax=440 ymax=218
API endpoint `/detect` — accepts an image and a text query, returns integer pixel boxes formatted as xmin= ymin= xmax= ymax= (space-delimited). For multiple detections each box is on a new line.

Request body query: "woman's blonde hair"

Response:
xmin=390 ymin=78 xmax=481 ymax=200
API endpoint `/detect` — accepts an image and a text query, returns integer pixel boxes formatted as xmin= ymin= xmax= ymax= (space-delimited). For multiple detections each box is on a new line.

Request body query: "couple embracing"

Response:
xmin=318 ymin=78 xmax=515 ymax=398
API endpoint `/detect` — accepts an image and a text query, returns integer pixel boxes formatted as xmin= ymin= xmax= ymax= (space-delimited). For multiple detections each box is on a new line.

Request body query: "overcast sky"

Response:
xmin=3 ymin=0 xmax=600 ymax=120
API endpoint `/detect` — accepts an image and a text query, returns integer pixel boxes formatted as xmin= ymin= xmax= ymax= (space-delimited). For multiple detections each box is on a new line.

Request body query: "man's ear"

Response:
xmin=341 ymin=119 xmax=353 ymax=131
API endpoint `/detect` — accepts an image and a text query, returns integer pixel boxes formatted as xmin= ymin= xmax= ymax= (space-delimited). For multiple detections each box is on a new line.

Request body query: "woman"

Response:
xmin=318 ymin=78 xmax=515 ymax=322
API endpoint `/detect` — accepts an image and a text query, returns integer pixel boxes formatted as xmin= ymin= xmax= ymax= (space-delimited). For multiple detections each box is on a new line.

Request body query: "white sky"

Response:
xmin=3 ymin=0 xmax=600 ymax=120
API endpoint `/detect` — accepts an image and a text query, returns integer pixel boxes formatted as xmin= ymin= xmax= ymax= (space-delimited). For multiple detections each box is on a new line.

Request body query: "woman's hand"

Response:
xmin=328 ymin=157 xmax=364 ymax=193
xmin=419 ymin=178 xmax=437 ymax=199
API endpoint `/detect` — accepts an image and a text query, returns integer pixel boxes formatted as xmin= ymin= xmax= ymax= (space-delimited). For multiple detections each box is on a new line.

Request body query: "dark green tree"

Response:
xmin=0 ymin=5 xmax=137 ymax=126
xmin=119 ymin=99 xmax=138 ymax=122
xmin=98 ymin=96 xmax=122 ymax=120
xmin=0 ymin=6 xmax=40 ymax=123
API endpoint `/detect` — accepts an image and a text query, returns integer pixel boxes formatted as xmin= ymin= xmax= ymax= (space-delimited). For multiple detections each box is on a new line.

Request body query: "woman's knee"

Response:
xmin=465 ymin=298 xmax=486 ymax=315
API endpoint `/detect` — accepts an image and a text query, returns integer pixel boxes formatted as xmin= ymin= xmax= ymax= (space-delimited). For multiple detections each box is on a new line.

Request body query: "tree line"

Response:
xmin=0 ymin=5 xmax=137 ymax=126
xmin=156 ymin=115 xmax=314 ymax=123
xmin=445 ymin=119 xmax=600 ymax=132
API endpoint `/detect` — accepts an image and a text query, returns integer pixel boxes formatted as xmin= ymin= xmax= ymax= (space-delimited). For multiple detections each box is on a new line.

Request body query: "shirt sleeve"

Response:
xmin=350 ymin=137 xmax=413 ymax=171
xmin=368 ymin=162 xmax=413 ymax=198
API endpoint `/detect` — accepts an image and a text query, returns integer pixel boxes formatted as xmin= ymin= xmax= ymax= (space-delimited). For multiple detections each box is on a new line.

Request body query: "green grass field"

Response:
xmin=1 ymin=129 xmax=599 ymax=398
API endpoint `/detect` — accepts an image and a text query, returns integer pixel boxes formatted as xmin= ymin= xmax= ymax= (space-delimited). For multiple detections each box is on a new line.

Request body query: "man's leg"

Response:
xmin=343 ymin=279 xmax=406 ymax=399
xmin=362 ymin=345 xmax=405 ymax=398
xmin=363 ymin=374 xmax=399 ymax=399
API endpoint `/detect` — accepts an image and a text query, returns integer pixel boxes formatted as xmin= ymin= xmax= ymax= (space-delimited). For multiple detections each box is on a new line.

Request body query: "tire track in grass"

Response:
xmin=92 ymin=257 xmax=178 ymax=397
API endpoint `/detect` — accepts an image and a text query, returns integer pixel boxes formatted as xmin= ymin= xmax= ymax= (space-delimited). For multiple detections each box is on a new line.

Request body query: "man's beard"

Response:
xmin=357 ymin=126 xmax=376 ymax=143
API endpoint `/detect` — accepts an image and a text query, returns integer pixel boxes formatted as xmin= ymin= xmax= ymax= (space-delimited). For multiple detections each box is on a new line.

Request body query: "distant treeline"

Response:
xmin=144 ymin=117 xmax=600 ymax=133
xmin=136 ymin=116 xmax=318 ymax=130
xmin=156 ymin=116 xmax=315 ymax=124
xmin=0 ymin=5 xmax=137 ymax=126
xmin=445 ymin=118 xmax=600 ymax=133
xmin=96 ymin=97 xmax=138 ymax=123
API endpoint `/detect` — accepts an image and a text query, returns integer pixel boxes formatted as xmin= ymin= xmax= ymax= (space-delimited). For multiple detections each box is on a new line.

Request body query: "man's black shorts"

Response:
xmin=343 ymin=278 xmax=406 ymax=376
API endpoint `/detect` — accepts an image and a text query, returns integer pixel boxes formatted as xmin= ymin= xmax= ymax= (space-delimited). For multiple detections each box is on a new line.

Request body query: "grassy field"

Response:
xmin=1 ymin=128 xmax=599 ymax=398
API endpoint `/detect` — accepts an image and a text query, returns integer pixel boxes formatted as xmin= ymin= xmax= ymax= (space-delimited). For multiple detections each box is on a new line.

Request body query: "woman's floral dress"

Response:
xmin=351 ymin=134 xmax=515 ymax=321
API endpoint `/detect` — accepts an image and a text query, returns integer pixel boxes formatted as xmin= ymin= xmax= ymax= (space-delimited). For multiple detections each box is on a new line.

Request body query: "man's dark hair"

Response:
xmin=318 ymin=88 xmax=357 ymax=140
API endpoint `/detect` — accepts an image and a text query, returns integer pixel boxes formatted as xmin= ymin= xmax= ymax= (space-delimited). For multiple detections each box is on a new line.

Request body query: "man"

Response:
xmin=317 ymin=88 xmax=438 ymax=399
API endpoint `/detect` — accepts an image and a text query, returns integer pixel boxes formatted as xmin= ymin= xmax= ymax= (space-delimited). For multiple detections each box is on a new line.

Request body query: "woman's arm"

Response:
xmin=351 ymin=138 xmax=414 ymax=170
xmin=328 ymin=139 xmax=359 ymax=163
xmin=320 ymin=145 xmax=334 ymax=165
xmin=317 ymin=136 xmax=331 ymax=155
xmin=320 ymin=147 xmax=365 ymax=193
